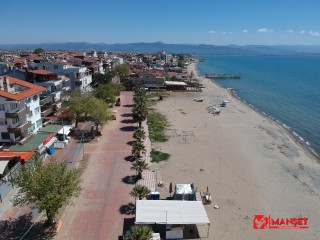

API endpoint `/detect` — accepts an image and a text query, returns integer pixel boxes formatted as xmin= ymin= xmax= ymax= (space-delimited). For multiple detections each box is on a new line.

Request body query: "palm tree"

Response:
xmin=133 ymin=87 xmax=148 ymax=127
xmin=132 ymin=102 xmax=148 ymax=127
xmin=125 ymin=225 xmax=152 ymax=240
xmin=131 ymin=140 xmax=146 ymax=159
xmin=131 ymin=160 xmax=149 ymax=179
xmin=133 ymin=87 xmax=146 ymax=103
xmin=130 ymin=185 xmax=150 ymax=200
xmin=133 ymin=127 xmax=146 ymax=142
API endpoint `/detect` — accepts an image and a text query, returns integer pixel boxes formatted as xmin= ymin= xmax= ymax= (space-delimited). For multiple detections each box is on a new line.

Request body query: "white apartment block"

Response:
xmin=38 ymin=62 xmax=92 ymax=92
xmin=0 ymin=76 xmax=46 ymax=143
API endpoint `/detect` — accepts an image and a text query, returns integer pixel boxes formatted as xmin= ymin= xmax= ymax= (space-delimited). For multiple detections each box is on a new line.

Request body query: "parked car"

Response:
xmin=115 ymin=98 xmax=121 ymax=106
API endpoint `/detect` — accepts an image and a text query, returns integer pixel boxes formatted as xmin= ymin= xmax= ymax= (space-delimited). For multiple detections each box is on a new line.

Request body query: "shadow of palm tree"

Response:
xmin=0 ymin=213 xmax=56 ymax=240
xmin=121 ymin=113 xmax=133 ymax=118
xmin=120 ymin=126 xmax=136 ymax=132
xmin=127 ymin=140 xmax=135 ymax=146
xmin=119 ymin=203 xmax=136 ymax=215
xmin=121 ymin=119 xmax=137 ymax=124
xmin=123 ymin=104 xmax=134 ymax=108
xmin=122 ymin=175 xmax=137 ymax=185
xmin=124 ymin=156 xmax=134 ymax=162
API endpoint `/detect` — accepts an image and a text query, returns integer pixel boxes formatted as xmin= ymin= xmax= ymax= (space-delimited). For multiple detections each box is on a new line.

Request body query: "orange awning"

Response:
xmin=0 ymin=150 xmax=34 ymax=162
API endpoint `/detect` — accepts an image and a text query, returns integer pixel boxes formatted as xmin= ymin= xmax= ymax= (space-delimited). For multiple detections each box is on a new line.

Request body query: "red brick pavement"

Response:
xmin=55 ymin=91 xmax=136 ymax=240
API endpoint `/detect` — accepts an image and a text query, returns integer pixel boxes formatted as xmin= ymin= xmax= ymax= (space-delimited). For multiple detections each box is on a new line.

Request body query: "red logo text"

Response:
xmin=253 ymin=215 xmax=309 ymax=229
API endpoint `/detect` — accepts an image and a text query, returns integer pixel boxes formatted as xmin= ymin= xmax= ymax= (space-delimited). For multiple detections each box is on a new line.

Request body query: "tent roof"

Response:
xmin=176 ymin=184 xmax=193 ymax=194
xmin=135 ymin=200 xmax=210 ymax=225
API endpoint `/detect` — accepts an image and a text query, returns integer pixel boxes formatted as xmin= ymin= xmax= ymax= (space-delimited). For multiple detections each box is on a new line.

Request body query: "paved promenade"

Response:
xmin=0 ymin=91 xmax=154 ymax=239
xmin=55 ymin=91 xmax=136 ymax=240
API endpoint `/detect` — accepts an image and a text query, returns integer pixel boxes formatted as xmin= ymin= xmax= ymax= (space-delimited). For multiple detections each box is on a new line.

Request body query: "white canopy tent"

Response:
xmin=175 ymin=184 xmax=193 ymax=194
xmin=135 ymin=200 xmax=210 ymax=225
xmin=58 ymin=126 xmax=73 ymax=135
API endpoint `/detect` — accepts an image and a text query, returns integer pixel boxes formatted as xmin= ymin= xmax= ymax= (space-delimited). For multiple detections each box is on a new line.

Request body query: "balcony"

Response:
xmin=5 ymin=108 xmax=30 ymax=119
xmin=7 ymin=121 xmax=31 ymax=134
xmin=40 ymin=96 xmax=52 ymax=105
xmin=41 ymin=106 xmax=54 ymax=117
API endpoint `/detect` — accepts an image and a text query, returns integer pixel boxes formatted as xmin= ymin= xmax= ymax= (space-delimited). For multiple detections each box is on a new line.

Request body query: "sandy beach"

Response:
xmin=152 ymin=62 xmax=320 ymax=239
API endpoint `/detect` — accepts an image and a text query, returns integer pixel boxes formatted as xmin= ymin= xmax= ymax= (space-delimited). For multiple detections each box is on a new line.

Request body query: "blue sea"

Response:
xmin=197 ymin=55 xmax=320 ymax=157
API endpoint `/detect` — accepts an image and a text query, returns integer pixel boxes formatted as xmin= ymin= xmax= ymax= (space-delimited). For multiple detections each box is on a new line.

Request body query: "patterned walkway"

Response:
xmin=136 ymin=121 xmax=156 ymax=192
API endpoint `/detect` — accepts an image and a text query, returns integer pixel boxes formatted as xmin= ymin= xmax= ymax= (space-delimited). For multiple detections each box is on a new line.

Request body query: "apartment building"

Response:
xmin=0 ymin=76 xmax=46 ymax=143
xmin=40 ymin=62 xmax=92 ymax=92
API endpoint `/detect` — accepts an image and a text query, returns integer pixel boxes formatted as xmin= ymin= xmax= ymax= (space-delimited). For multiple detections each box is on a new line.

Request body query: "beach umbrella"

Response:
xmin=169 ymin=182 xmax=173 ymax=196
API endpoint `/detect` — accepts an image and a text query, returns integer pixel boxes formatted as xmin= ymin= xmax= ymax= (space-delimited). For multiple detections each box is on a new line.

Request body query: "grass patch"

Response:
xmin=151 ymin=149 xmax=170 ymax=163
xmin=147 ymin=92 xmax=168 ymax=107
xmin=147 ymin=110 xmax=168 ymax=142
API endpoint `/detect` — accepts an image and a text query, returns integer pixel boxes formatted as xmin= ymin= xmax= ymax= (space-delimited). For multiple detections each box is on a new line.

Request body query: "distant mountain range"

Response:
xmin=1 ymin=42 xmax=320 ymax=55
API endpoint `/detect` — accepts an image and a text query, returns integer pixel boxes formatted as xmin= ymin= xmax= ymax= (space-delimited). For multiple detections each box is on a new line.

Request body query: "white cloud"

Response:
xmin=309 ymin=31 xmax=320 ymax=37
xmin=300 ymin=30 xmax=305 ymax=34
xmin=242 ymin=29 xmax=249 ymax=33
xmin=287 ymin=29 xmax=293 ymax=33
xmin=257 ymin=28 xmax=273 ymax=33
xmin=221 ymin=31 xmax=226 ymax=34
xmin=208 ymin=30 xmax=216 ymax=34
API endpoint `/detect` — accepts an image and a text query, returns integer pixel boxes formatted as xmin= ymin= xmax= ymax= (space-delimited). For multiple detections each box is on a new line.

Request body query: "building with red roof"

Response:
xmin=0 ymin=75 xmax=46 ymax=143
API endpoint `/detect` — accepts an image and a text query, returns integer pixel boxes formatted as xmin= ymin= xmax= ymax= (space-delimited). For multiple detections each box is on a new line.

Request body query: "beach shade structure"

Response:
xmin=174 ymin=184 xmax=195 ymax=201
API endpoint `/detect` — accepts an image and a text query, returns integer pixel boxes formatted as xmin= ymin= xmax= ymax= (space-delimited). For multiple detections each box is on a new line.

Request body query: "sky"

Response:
xmin=1 ymin=0 xmax=320 ymax=45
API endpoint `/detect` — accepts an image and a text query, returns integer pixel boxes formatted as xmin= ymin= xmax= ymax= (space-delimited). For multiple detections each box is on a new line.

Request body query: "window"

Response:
xmin=1 ymin=132 xmax=10 ymax=139
xmin=27 ymin=111 xmax=33 ymax=119
xmin=12 ymin=117 xmax=19 ymax=125
xmin=10 ymin=103 xmax=18 ymax=111
xmin=54 ymin=65 xmax=58 ymax=69
xmin=34 ymin=107 xmax=40 ymax=115
xmin=33 ymin=95 xmax=38 ymax=101
xmin=0 ymin=118 xmax=6 ymax=125
xmin=25 ymin=97 xmax=31 ymax=104
xmin=0 ymin=104 xmax=5 ymax=111
xmin=36 ymin=119 xmax=42 ymax=128
xmin=28 ymin=124 xmax=35 ymax=133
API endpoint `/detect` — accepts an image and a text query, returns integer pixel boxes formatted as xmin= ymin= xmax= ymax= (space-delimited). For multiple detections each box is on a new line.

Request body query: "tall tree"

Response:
xmin=81 ymin=93 xmax=97 ymax=120
xmin=65 ymin=91 xmax=87 ymax=127
xmin=125 ymin=225 xmax=153 ymax=240
xmin=89 ymin=98 xmax=110 ymax=132
xmin=11 ymin=157 xmax=82 ymax=225
xmin=92 ymin=71 xmax=116 ymax=87
xmin=114 ymin=63 xmax=130 ymax=82
xmin=34 ymin=48 xmax=45 ymax=55
xmin=131 ymin=160 xmax=149 ymax=179
xmin=130 ymin=185 xmax=150 ymax=200
xmin=93 ymin=84 xmax=117 ymax=104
